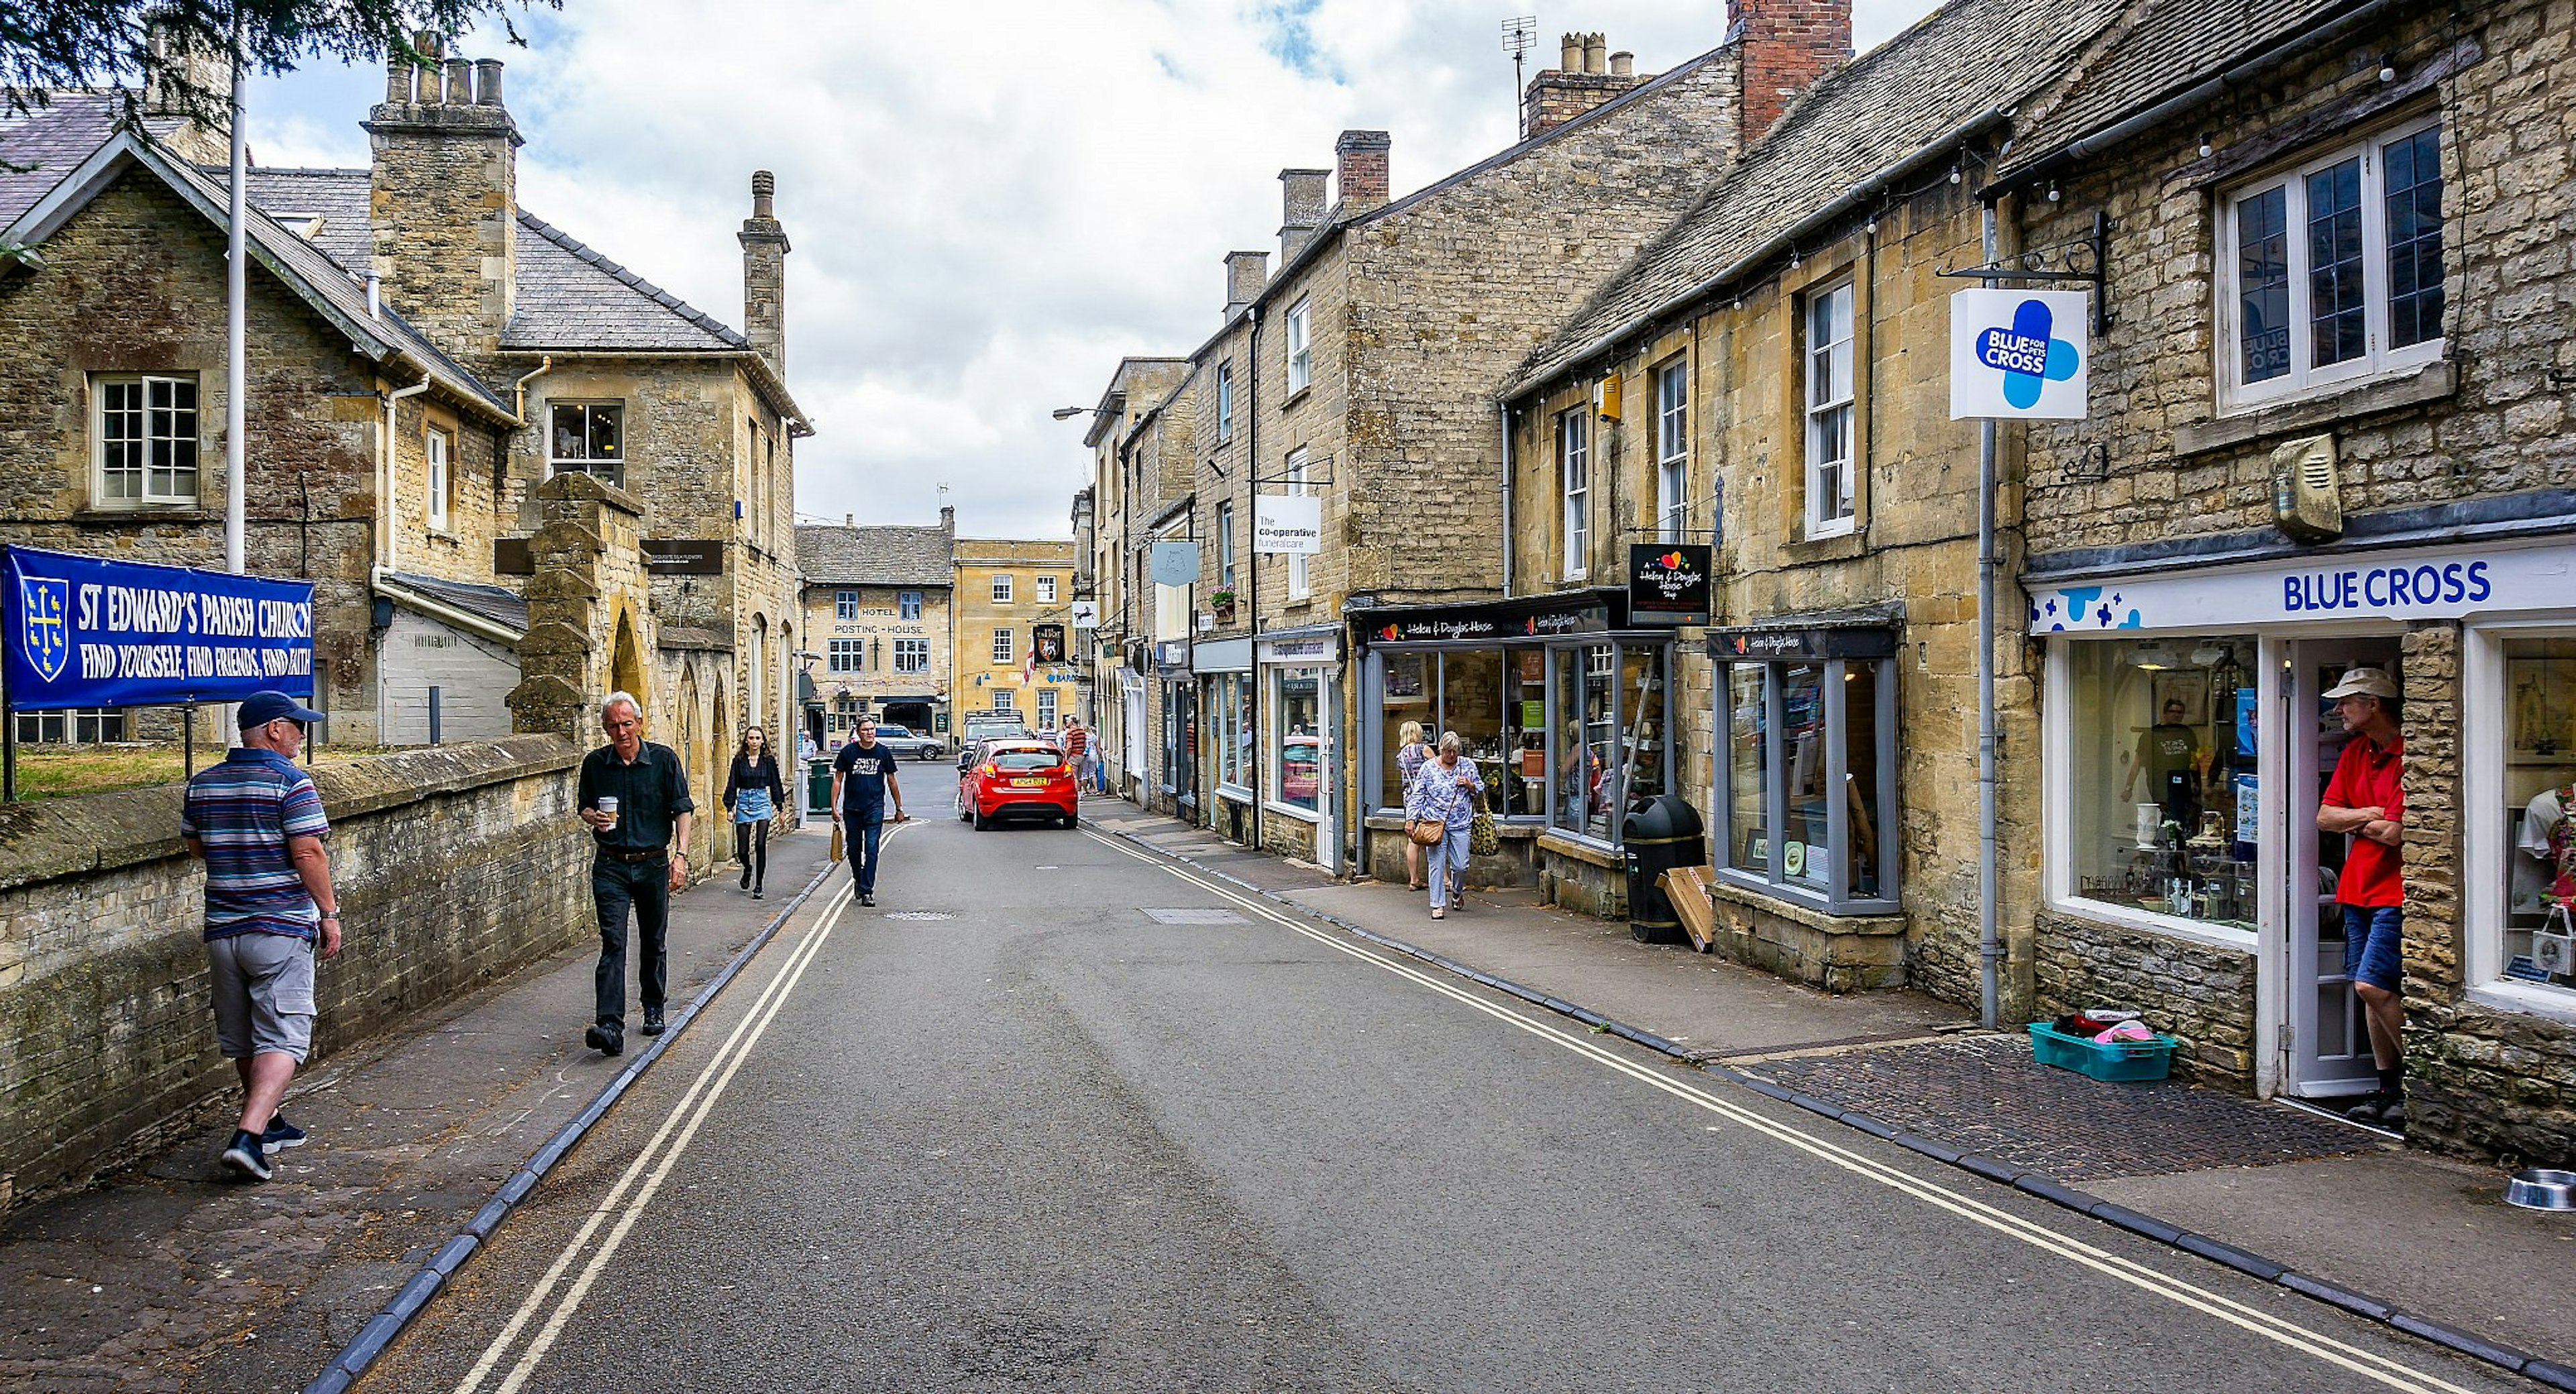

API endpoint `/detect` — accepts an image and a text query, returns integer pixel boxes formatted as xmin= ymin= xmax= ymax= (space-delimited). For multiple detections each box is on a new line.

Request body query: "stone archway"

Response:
xmin=610 ymin=610 xmax=646 ymax=711
xmin=678 ymin=662 xmax=704 ymax=867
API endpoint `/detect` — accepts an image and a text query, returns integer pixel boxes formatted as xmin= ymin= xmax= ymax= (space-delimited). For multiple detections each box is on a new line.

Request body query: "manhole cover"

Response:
xmin=1142 ymin=908 xmax=1248 ymax=925
xmin=883 ymin=911 xmax=954 ymax=920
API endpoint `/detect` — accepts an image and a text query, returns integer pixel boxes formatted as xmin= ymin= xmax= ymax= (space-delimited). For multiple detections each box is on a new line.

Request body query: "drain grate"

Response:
xmin=1142 ymin=908 xmax=1249 ymax=925
xmin=883 ymin=910 xmax=954 ymax=921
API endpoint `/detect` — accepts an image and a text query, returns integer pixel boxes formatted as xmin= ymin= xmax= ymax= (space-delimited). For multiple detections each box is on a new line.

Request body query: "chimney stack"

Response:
xmin=1279 ymin=167 xmax=1329 ymax=263
xmin=1521 ymin=33 xmax=1652 ymax=140
xmin=366 ymin=30 xmax=521 ymax=359
xmin=1731 ymin=0 xmax=1854 ymax=140
xmin=140 ymin=15 xmax=235 ymax=163
xmin=940 ymin=504 xmax=956 ymax=533
xmin=1224 ymin=250 xmax=1271 ymax=316
xmin=844 ymin=513 xmax=854 ymax=528
xmin=1335 ymin=129 xmax=1390 ymax=215
xmin=739 ymin=169 xmax=792 ymax=375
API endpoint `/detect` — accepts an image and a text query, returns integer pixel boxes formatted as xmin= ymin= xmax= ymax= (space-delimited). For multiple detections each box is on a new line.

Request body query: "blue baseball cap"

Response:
xmin=237 ymin=690 xmax=325 ymax=730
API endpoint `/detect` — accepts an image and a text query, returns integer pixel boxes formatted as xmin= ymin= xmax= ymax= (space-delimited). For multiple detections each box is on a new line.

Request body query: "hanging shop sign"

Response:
xmin=1709 ymin=624 xmax=1898 ymax=661
xmin=1627 ymin=544 xmax=1712 ymax=627
xmin=1253 ymin=494 xmax=1323 ymax=554
xmin=1258 ymin=633 xmax=1340 ymax=664
xmin=641 ymin=539 xmax=726 ymax=575
xmin=1949 ymin=288 xmax=2089 ymax=420
xmin=1150 ymin=541 xmax=1201 ymax=588
xmin=5 ymin=545 xmax=315 ymax=711
xmin=1032 ymin=623 xmax=1068 ymax=663
xmin=2026 ymin=537 xmax=2576 ymax=635
xmin=1069 ymin=599 xmax=1100 ymax=629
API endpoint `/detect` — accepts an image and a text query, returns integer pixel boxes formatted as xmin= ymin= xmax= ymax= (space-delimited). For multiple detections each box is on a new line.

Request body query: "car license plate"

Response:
xmin=1011 ymin=777 xmax=1049 ymax=788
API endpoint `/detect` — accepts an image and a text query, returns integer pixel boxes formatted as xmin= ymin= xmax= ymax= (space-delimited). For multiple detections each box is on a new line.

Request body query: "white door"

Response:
xmin=1316 ymin=678 xmax=1340 ymax=875
xmin=2284 ymin=637 xmax=2403 ymax=1097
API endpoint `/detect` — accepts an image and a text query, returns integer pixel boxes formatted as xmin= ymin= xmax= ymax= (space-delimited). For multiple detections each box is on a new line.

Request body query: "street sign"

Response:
xmin=1150 ymin=541 xmax=1199 ymax=588
xmin=1949 ymin=288 xmax=2089 ymax=419
xmin=1254 ymin=494 xmax=1322 ymax=554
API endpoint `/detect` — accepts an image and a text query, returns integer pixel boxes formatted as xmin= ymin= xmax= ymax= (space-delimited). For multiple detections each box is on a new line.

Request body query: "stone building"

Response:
xmin=949 ymin=538 xmax=1079 ymax=733
xmin=1498 ymin=0 xmax=2123 ymax=986
xmin=795 ymin=509 xmax=957 ymax=751
xmin=0 ymin=33 xmax=805 ymax=871
xmin=1152 ymin=5 xmax=1856 ymax=877
xmin=1071 ymin=357 xmax=1190 ymax=798
xmin=1994 ymin=0 xmax=2576 ymax=1163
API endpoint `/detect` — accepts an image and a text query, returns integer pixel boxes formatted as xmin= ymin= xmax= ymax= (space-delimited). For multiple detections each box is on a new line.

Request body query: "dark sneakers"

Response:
xmin=219 ymin=1130 xmax=271 ymax=1181
xmin=2345 ymin=1091 xmax=2408 ymax=1129
xmin=859 ymin=892 xmax=876 ymax=908
xmin=584 ymin=1022 xmax=624 ymax=1056
xmin=260 ymin=1116 xmax=307 ymax=1150
xmin=640 ymin=1007 xmax=665 ymax=1037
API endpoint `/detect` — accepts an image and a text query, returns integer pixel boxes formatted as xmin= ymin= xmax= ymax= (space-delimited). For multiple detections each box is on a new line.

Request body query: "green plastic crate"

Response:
xmin=2027 ymin=1021 xmax=2176 ymax=1082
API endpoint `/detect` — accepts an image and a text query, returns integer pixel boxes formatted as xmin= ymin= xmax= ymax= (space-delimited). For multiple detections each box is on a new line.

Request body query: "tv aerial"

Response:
xmin=1502 ymin=16 xmax=1538 ymax=116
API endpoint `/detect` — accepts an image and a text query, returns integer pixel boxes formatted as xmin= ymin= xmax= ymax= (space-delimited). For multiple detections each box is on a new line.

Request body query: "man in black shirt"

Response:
xmin=576 ymin=691 xmax=694 ymax=1055
xmin=832 ymin=716 xmax=908 ymax=907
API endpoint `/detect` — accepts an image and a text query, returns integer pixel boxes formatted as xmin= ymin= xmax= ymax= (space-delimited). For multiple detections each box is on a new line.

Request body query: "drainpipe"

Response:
xmin=1499 ymin=402 xmax=1514 ymax=598
xmin=374 ymin=373 xmax=434 ymax=586
xmin=1978 ymin=199 xmax=2003 ymax=1031
xmin=1245 ymin=303 xmax=1261 ymax=851
xmin=513 ymin=355 xmax=554 ymax=425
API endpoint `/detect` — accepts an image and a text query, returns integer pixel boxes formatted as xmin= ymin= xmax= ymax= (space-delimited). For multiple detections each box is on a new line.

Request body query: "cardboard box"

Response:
xmin=1660 ymin=865 xmax=1717 ymax=953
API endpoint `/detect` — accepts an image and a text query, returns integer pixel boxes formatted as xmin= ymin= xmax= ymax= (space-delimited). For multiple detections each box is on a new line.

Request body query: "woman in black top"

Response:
xmin=722 ymin=725 xmax=787 ymax=898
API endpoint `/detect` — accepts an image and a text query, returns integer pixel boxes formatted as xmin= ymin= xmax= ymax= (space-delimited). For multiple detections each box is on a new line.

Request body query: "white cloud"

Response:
xmin=249 ymin=0 xmax=1936 ymax=540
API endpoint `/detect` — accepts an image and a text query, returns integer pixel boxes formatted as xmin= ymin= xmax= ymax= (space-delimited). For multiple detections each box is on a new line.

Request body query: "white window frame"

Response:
xmin=2216 ymin=116 xmax=2447 ymax=412
xmin=836 ymin=590 xmax=859 ymax=621
xmin=1285 ymin=448 xmax=1311 ymax=600
xmin=1216 ymin=502 xmax=1237 ymax=591
xmin=828 ymin=637 xmax=865 ymax=674
xmin=1217 ymin=360 xmax=1235 ymax=442
xmin=992 ymin=574 xmax=1014 ymax=604
xmin=1559 ymin=408 xmax=1591 ymax=581
xmin=425 ymin=425 xmax=453 ymax=533
xmin=1038 ymin=574 xmax=1057 ymax=603
xmin=991 ymin=689 xmax=1016 ymax=712
xmin=93 ymin=373 xmax=200 ymax=506
xmin=2462 ymin=621 xmax=2576 ymax=1026
xmin=1286 ymin=297 xmax=1312 ymax=394
xmin=894 ymin=637 xmax=930 ymax=674
xmin=992 ymin=627 xmax=1014 ymax=664
xmin=1803 ymin=280 xmax=1858 ymax=541
xmin=1038 ymin=687 xmax=1059 ymax=728
xmin=546 ymin=401 xmax=626 ymax=488
xmin=1655 ymin=358 xmax=1688 ymax=543
xmin=13 ymin=707 xmax=127 ymax=745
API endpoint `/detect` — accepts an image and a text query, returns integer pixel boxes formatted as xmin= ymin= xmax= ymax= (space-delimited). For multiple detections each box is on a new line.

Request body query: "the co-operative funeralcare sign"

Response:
xmin=5 ymin=545 xmax=315 ymax=711
xmin=1949 ymin=288 xmax=2089 ymax=420
xmin=1254 ymin=494 xmax=1322 ymax=554
xmin=2027 ymin=538 xmax=2576 ymax=634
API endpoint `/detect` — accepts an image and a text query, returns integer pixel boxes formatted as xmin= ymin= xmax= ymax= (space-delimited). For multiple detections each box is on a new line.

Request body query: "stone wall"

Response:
xmin=2033 ymin=912 xmax=2260 ymax=1085
xmin=951 ymin=539 xmax=1077 ymax=724
xmin=0 ymin=737 xmax=588 ymax=1211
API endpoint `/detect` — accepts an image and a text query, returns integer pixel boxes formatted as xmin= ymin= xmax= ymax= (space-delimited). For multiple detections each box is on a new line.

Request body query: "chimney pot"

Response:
xmin=1334 ymin=129 xmax=1391 ymax=214
xmin=752 ymin=169 xmax=776 ymax=219
xmin=1583 ymin=33 xmax=1607 ymax=74
xmin=1610 ymin=50 xmax=1634 ymax=78
xmin=472 ymin=58 xmax=504 ymax=106
xmin=845 ymin=513 xmax=854 ymax=528
xmin=1560 ymin=33 xmax=1584 ymax=70
xmin=443 ymin=56 xmax=472 ymax=105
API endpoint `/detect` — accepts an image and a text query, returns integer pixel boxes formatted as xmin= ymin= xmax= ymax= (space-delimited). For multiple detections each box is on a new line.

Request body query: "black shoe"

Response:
xmin=753 ymin=885 xmax=765 ymax=899
xmin=584 ymin=1022 xmax=624 ymax=1057
xmin=2344 ymin=1091 xmax=2390 ymax=1124
xmin=259 ymin=1116 xmax=308 ymax=1150
xmin=859 ymin=892 xmax=875 ymax=907
xmin=741 ymin=869 xmax=752 ymax=890
xmin=2378 ymin=1095 xmax=2407 ymax=1130
xmin=219 ymin=1129 xmax=271 ymax=1182
xmin=640 ymin=1008 xmax=665 ymax=1037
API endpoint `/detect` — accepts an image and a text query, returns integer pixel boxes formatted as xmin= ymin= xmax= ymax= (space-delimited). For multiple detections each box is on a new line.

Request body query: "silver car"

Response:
xmin=869 ymin=722 xmax=946 ymax=761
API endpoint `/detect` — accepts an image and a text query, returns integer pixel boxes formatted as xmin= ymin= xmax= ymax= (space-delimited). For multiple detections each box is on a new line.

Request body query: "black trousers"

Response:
xmin=735 ymin=818 xmax=770 ymax=886
xmin=592 ymin=856 xmax=669 ymax=1026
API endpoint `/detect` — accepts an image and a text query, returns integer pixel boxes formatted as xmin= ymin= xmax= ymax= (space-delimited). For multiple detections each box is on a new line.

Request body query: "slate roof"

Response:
xmin=506 ymin=212 xmax=748 ymax=352
xmin=1508 ymin=0 xmax=2129 ymax=394
xmin=241 ymin=168 xmax=371 ymax=266
xmin=796 ymin=523 xmax=957 ymax=588
xmin=0 ymin=91 xmax=182 ymax=228
xmin=1996 ymin=0 xmax=2367 ymax=178
xmin=380 ymin=570 xmax=529 ymax=634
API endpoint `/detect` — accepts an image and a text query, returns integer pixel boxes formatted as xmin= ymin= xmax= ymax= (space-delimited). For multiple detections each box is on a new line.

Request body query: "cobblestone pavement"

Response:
xmin=1748 ymin=1034 xmax=2390 ymax=1184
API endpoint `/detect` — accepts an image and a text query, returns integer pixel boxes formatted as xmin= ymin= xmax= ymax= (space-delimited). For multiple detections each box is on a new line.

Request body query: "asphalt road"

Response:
xmin=355 ymin=814 xmax=2523 ymax=1393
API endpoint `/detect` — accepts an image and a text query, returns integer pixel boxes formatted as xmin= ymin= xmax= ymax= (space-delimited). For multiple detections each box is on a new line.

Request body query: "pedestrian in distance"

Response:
xmin=723 ymin=724 xmax=786 ymax=900
xmin=1407 ymin=731 xmax=1484 ymax=920
xmin=832 ymin=715 xmax=908 ymax=908
xmin=1060 ymin=713 xmax=1091 ymax=801
xmin=576 ymin=691 xmax=694 ymax=1057
xmin=1395 ymin=719 xmax=1430 ymax=891
xmin=182 ymin=690 xmax=341 ymax=1182
xmin=2316 ymin=666 xmax=2408 ymax=1128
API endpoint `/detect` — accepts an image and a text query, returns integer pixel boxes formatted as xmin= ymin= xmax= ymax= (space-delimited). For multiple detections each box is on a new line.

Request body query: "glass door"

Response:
xmin=2285 ymin=637 xmax=2402 ymax=1097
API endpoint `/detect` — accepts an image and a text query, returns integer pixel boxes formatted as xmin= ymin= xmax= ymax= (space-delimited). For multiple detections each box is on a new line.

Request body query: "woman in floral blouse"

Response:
xmin=1405 ymin=731 xmax=1485 ymax=919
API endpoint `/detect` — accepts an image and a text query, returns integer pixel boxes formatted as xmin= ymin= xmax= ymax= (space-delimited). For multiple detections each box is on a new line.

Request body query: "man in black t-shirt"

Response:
xmin=831 ymin=717 xmax=908 ymax=907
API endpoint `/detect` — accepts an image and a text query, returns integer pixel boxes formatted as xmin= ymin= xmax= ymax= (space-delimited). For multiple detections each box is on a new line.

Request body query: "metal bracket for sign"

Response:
xmin=1254 ymin=452 xmax=1335 ymax=487
xmin=1938 ymin=209 xmax=2112 ymax=336
xmin=1619 ymin=527 xmax=1719 ymax=539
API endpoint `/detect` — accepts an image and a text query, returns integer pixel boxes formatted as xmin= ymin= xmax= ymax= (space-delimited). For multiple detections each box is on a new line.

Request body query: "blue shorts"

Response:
xmin=2341 ymin=904 xmax=2403 ymax=993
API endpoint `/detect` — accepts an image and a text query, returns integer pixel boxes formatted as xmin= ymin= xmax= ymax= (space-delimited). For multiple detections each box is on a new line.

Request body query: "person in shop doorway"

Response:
xmin=2124 ymin=697 xmax=2204 ymax=826
xmin=832 ymin=716 xmax=908 ymax=908
xmin=2317 ymin=667 xmax=2407 ymax=1127
xmin=723 ymin=725 xmax=785 ymax=899
xmin=1407 ymin=731 xmax=1484 ymax=920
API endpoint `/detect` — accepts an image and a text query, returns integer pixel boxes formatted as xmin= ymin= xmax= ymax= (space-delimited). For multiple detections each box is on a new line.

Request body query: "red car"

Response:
xmin=957 ymin=739 xmax=1079 ymax=830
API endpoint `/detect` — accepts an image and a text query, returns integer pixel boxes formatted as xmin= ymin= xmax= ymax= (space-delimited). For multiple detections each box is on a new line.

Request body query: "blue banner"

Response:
xmin=4 ymin=545 xmax=315 ymax=713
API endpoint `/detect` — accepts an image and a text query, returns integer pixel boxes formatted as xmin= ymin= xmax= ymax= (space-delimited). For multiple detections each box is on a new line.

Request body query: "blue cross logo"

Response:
xmin=18 ymin=574 xmax=70 ymax=683
xmin=1975 ymin=298 xmax=2081 ymax=411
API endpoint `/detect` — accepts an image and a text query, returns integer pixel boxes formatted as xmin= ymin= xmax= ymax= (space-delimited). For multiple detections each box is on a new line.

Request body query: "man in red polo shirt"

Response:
xmin=2318 ymin=666 xmax=2406 ymax=1128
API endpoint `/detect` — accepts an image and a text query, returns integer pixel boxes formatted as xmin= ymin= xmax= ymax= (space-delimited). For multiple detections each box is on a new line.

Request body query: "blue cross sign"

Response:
xmin=1949 ymin=288 xmax=2090 ymax=420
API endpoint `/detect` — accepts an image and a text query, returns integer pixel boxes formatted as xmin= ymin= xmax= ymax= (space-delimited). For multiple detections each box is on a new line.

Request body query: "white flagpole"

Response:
xmin=225 ymin=11 xmax=248 ymax=577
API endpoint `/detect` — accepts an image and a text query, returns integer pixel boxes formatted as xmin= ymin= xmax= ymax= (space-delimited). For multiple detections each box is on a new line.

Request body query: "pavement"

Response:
xmin=1086 ymin=799 xmax=2576 ymax=1379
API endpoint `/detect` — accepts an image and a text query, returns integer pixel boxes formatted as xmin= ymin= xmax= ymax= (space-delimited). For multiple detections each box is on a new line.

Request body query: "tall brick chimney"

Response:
xmin=1520 ymin=32 xmax=1652 ymax=140
xmin=1731 ymin=0 xmax=1853 ymax=140
xmin=739 ymin=170 xmax=792 ymax=376
xmin=1279 ymin=168 xmax=1329 ymax=264
xmin=1335 ymin=130 xmax=1389 ymax=215
xmin=365 ymin=31 xmax=521 ymax=360
xmin=1224 ymin=251 xmax=1271 ymax=317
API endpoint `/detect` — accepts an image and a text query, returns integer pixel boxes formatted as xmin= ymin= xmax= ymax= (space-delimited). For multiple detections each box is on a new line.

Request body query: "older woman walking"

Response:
xmin=1394 ymin=719 xmax=1431 ymax=891
xmin=1406 ymin=731 xmax=1485 ymax=919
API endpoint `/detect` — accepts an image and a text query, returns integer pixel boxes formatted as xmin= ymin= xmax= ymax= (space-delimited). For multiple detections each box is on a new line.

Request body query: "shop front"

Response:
xmin=2029 ymin=534 xmax=2576 ymax=1102
xmin=1152 ymin=639 xmax=1194 ymax=820
xmin=1257 ymin=627 xmax=1343 ymax=873
xmin=1194 ymin=637 xmax=1255 ymax=843
xmin=1350 ymin=589 xmax=1676 ymax=914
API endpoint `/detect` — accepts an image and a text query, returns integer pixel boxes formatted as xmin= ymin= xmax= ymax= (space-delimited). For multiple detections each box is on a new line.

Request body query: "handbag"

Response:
xmin=1469 ymin=810 xmax=1499 ymax=857
xmin=1407 ymin=818 xmax=1446 ymax=848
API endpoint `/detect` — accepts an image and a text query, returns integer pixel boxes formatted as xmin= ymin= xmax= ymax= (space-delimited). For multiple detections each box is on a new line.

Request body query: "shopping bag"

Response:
xmin=829 ymin=820 xmax=845 ymax=864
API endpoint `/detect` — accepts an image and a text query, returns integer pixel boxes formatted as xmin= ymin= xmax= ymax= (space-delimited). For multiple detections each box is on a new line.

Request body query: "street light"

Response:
xmin=1051 ymin=406 xmax=1090 ymax=420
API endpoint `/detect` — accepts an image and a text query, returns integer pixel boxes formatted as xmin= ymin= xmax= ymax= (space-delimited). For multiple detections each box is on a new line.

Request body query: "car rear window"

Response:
xmin=993 ymin=751 xmax=1061 ymax=771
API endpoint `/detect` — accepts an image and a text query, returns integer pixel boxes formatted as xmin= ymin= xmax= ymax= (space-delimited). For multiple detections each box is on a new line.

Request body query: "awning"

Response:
xmin=1347 ymin=587 xmax=1633 ymax=648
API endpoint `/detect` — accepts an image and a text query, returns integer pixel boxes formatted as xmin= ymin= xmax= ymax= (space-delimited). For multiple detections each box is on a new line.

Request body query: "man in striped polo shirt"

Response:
xmin=182 ymin=690 xmax=341 ymax=1181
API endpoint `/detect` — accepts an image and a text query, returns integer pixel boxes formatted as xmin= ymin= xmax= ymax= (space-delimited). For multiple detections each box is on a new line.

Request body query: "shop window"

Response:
xmin=1620 ymin=645 xmax=1668 ymax=810
xmin=1208 ymin=673 xmax=1253 ymax=794
xmin=1377 ymin=653 xmax=1432 ymax=809
xmin=1717 ymin=653 xmax=1900 ymax=913
xmin=2500 ymin=635 xmax=2576 ymax=994
xmin=2059 ymin=636 xmax=2259 ymax=932
xmin=1554 ymin=645 xmax=1617 ymax=841
xmin=1273 ymin=669 xmax=1322 ymax=812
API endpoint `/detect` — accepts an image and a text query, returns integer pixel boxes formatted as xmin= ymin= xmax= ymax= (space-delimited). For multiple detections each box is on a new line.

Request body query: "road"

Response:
xmin=355 ymin=812 xmax=2521 ymax=1393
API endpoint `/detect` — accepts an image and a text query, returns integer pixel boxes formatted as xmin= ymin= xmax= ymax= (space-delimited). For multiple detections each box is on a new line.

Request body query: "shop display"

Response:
xmin=2504 ymin=639 xmax=2576 ymax=987
xmin=2069 ymin=636 xmax=2259 ymax=930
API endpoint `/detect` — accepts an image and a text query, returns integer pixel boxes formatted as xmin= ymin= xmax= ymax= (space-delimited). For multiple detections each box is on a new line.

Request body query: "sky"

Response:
xmin=246 ymin=0 xmax=1939 ymax=541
